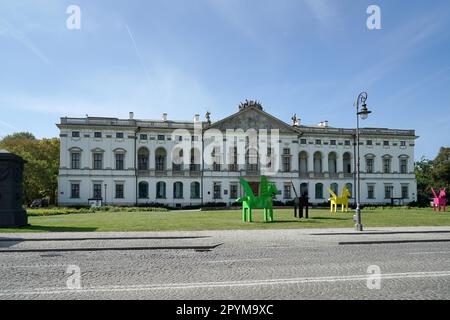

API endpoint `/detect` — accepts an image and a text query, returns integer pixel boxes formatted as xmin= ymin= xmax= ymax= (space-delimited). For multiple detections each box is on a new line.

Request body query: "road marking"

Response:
xmin=1 ymin=271 xmax=450 ymax=296
xmin=207 ymin=258 xmax=273 ymax=264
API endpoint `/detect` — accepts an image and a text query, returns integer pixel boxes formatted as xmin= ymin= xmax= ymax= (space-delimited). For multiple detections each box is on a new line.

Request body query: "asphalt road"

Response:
xmin=0 ymin=227 xmax=449 ymax=300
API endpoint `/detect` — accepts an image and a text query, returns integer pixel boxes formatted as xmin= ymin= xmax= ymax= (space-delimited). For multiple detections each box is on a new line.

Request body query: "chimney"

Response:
xmin=194 ymin=114 xmax=200 ymax=122
xmin=324 ymin=120 xmax=329 ymax=127
xmin=162 ymin=113 xmax=168 ymax=121
xmin=129 ymin=112 xmax=134 ymax=120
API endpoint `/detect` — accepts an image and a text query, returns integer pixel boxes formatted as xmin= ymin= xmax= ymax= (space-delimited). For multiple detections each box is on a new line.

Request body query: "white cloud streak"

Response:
xmin=0 ymin=18 xmax=52 ymax=66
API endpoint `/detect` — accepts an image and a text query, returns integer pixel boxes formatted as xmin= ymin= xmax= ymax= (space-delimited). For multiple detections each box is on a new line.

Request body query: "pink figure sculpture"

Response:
xmin=431 ymin=188 xmax=446 ymax=212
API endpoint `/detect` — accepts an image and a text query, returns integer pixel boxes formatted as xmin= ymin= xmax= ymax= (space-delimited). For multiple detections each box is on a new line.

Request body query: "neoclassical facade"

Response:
xmin=57 ymin=101 xmax=418 ymax=207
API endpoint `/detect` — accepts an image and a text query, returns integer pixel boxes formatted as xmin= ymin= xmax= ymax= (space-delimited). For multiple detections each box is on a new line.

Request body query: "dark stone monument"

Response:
xmin=0 ymin=150 xmax=28 ymax=227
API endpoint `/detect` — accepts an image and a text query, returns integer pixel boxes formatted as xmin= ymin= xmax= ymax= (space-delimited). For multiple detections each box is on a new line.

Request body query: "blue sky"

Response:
xmin=0 ymin=0 xmax=449 ymax=160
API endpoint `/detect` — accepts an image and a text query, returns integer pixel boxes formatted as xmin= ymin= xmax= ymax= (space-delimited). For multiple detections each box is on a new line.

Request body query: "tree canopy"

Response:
xmin=0 ymin=132 xmax=59 ymax=205
xmin=415 ymin=147 xmax=450 ymax=206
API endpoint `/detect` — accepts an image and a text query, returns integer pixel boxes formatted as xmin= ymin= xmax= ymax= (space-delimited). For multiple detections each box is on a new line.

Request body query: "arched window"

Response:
xmin=299 ymin=151 xmax=308 ymax=174
xmin=315 ymin=183 xmax=324 ymax=199
xmin=330 ymin=183 xmax=338 ymax=196
xmin=345 ymin=183 xmax=353 ymax=198
xmin=174 ymin=182 xmax=183 ymax=199
xmin=155 ymin=148 xmax=167 ymax=172
xmin=138 ymin=147 xmax=149 ymax=171
xmin=212 ymin=147 xmax=221 ymax=171
xmin=138 ymin=182 xmax=149 ymax=199
xmin=156 ymin=181 xmax=166 ymax=199
xmin=190 ymin=148 xmax=201 ymax=172
xmin=328 ymin=152 xmax=337 ymax=174
xmin=343 ymin=152 xmax=352 ymax=174
xmin=172 ymin=148 xmax=184 ymax=172
xmin=190 ymin=182 xmax=200 ymax=199
xmin=314 ymin=152 xmax=323 ymax=173
xmin=246 ymin=148 xmax=259 ymax=172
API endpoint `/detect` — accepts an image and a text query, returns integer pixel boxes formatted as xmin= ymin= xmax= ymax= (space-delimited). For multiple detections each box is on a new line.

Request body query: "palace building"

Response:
xmin=57 ymin=100 xmax=418 ymax=207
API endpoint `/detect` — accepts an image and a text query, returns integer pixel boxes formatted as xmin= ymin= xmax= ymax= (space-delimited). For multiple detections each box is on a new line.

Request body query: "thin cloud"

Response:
xmin=0 ymin=18 xmax=52 ymax=66
xmin=0 ymin=120 xmax=20 ymax=131
xmin=125 ymin=24 xmax=153 ymax=87
xmin=303 ymin=0 xmax=338 ymax=26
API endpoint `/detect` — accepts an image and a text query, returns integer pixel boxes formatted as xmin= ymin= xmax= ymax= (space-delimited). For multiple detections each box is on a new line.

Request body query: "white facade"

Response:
xmin=57 ymin=103 xmax=418 ymax=207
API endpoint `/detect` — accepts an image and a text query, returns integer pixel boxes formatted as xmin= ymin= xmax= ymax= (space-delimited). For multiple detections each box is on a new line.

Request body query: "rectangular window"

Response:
xmin=71 ymin=153 xmax=81 ymax=169
xmin=213 ymin=183 xmax=221 ymax=200
xmin=158 ymin=135 xmax=165 ymax=141
xmin=140 ymin=134 xmax=148 ymax=140
xmin=93 ymin=184 xmax=102 ymax=199
xmin=283 ymin=156 xmax=291 ymax=172
xmin=366 ymin=158 xmax=374 ymax=173
xmin=230 ymin=184 xmax=238 ymax=199
xmin=400 ymin=141 xmax=406 ymax=147
xmin=384 ymin=185 xmax=393 ymax=199
xmin=300 ymin=139 xmax=307 ymax=145
xmin=367 ymin=185 xmax=375 ymax=199
xmin=72 ymin=131 xmax=80 ymax=138
xmin=94 ymin=132 xmax=102 ymax=138
xmin=366 ymin=140 xmax=373 ymax=146
xmin=115 ymin=184 xmax=124 ymax=199
xmin=345 ymin=140 xmax=351 ymax=146
xmin=383 ymin=141 xmax=389 ymax=146
xmin=71 ymin=183 xmax=80 ymax=199
xmin=402 ymin=185 xmax=409 ymax=199
xmin=93 ymin=153 xmax=103 ymax=170
xmin=284 ymin=184 xmax=291 ymax=199
xmin=116 ymin=132 xmax=124 ymax=139
xmin=330 ymin=140 xmax=336 ymax=146
xmin=400 ymin=159 xmax=408 ymax=174
xmin=115 ymin=154 xmax=125 ymax=170
xmin=383 ymin=158 xmax=391 ymax=173
xmin=315 ymin=139 xmax=322 ymax=145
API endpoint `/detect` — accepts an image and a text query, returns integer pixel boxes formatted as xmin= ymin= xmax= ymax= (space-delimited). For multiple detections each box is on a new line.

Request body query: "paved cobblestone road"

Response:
xmin=0 ymin=227 xmax=449 ymax=300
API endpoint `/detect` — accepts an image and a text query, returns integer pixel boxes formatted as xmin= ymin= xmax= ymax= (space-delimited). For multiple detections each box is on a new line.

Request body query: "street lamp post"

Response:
xmin=104 ymin=184 xmax=107 ymax=206
xmin=353 ymin=92 xmax=372 ymax=231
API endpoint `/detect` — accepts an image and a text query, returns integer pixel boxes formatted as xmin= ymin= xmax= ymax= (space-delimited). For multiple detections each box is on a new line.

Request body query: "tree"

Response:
xmin=432 ymin=147 xmax=450 ymax=191
xmin=414 ymin=157 xmax=434 ymax=206
xmin=414 ymin=148 xmax=450 ymax=207
xmin=0 ymin=132 xmax=60 ymax=205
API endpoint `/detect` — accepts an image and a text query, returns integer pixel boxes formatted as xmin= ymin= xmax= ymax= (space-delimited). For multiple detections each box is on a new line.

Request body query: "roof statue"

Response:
xmin=205 ymin=111 xmax=211 ymax=125
xmin=291 ymin=114 xmax=300 ymax=126
xmin=238 ymin=99 xmax=263 ymax=111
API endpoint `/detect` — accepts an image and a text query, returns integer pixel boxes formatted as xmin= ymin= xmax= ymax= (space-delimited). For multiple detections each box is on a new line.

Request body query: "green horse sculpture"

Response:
xmin=237 ymin=176 xmax=279 ymax=223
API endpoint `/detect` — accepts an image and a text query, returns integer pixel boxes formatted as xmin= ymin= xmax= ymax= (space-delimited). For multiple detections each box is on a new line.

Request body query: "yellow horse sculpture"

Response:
xmin=328 ymin=186 xmax=351 ymax=213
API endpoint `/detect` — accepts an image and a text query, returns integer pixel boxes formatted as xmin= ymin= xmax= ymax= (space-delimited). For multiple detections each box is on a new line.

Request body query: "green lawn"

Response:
xmin=1 ymin=207 xmax=449 ymax=233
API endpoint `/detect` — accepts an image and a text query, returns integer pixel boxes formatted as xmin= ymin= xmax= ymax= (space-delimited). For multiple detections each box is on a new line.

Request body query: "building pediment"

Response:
xmin=209 ymin=106 xmax=298 ymax=134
